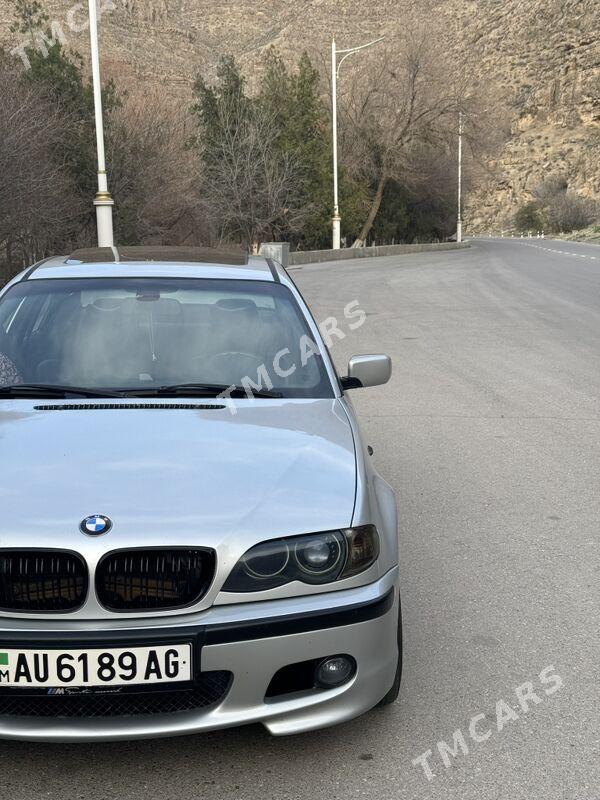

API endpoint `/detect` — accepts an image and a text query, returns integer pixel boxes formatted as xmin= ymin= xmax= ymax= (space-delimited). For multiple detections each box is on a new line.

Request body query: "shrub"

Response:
xmin=533 ymin=176 xmax=598 ymax=233
xmin=514 ymin=201 xmax=544 ymax=232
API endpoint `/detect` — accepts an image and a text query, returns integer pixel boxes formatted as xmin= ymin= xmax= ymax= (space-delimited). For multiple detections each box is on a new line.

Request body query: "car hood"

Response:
xmin=0 ymin=398 xmax=356 ymax=550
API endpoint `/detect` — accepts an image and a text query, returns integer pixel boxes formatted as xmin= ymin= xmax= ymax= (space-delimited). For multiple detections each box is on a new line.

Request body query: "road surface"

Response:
xmin=2 ymin=238 xmax=598 ymax=799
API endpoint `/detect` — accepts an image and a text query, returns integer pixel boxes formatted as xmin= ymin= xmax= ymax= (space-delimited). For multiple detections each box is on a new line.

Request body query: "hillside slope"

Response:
xmin=0 ymin=0 xmax=598 ymax=231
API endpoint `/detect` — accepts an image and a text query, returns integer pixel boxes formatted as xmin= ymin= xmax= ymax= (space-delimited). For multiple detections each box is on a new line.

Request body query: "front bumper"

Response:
xmin=0 ymin=568 xmax=399 ymax=741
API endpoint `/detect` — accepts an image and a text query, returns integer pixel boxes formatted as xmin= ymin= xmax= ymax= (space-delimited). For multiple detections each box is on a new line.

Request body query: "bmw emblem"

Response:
xmin=80 ymin=515 xmax=112 ymax=536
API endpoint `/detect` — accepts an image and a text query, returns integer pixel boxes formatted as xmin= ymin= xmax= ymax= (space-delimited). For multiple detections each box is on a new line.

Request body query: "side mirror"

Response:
xmin=341 ymin=354 xmax=392 ymax=390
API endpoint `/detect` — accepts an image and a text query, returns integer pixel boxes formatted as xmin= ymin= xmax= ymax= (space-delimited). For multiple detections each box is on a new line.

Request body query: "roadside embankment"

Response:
xmin=557 ymin=226 xmax=600 ymax=245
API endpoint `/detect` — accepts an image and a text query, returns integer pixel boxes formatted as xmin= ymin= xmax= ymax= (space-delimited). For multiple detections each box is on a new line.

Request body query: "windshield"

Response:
xmin=0 ymin=277 xmax=333 ymax=398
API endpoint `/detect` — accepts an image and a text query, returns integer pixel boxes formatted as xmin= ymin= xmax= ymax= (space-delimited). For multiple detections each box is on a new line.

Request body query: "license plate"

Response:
xmin=0 ymin=644 xmax=192 ymax=688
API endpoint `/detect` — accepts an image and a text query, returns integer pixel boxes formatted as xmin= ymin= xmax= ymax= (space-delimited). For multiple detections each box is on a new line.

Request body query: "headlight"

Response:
xmin=294 ymin=532 xmax=345 ymax=577
xmin=222 ymin=525 xmax=379 ymax=593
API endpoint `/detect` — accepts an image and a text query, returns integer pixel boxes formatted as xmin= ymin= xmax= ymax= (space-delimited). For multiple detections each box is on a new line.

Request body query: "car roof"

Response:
xmin=19 ymin=247 xmax=285 ymax=284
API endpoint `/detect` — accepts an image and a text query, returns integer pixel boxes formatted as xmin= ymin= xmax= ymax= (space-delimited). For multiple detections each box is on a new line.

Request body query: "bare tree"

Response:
xmin=338 ymin=26 xmax=467 ymax=246
xmin=194 ymin=62 xmax=313 ymax=250
xmin=0 ymin=57 xmax=82 ymax=281
xmin=199 ymin=100 xmax=309 ymax=251
xmin=106 ymin=86 xmax=211 ymax=246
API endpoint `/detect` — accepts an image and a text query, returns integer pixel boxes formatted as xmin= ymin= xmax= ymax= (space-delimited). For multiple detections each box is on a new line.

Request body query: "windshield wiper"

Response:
xmin=0 ymin=384 xmax=124 ymax=399
xmin=125 ymin=383 xmax=283 ymax=399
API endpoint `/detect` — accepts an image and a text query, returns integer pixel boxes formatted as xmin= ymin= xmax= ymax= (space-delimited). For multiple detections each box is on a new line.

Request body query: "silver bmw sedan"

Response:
xmin=0 ymin=246 xmax=401 ymax=741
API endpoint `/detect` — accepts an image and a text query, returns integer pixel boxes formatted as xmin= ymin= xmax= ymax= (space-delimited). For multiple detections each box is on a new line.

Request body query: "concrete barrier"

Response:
xmin=288 ymin=241 xmax=470 ymax=266
xmin=259 ymin=242 xmax=290 ymax=267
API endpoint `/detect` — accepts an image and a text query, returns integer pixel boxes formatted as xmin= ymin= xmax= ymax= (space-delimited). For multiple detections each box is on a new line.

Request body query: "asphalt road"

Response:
xmin=2 ymin=238 xmax=599 ymax=799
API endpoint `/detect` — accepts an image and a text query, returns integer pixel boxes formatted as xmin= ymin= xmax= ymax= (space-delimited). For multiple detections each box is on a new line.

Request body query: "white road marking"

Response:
xmin=507 ymin=240 xmax=599 ymax=262
xmin=475 ymin=238 xmax=599 ymax=261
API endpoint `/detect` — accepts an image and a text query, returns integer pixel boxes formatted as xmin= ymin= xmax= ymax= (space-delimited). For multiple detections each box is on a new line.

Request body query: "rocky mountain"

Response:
xmin=0 ymin=0 xmax=598 ymax=232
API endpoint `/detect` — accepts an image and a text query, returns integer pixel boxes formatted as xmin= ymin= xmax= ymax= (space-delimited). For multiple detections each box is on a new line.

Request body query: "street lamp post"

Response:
xmin=331 ymin=39 xmax=341 ymax=250
xmin=331 ymin=35 xmax=384 ymax=250
xmin=88 ymin=0 xmax=114 ymax=248
xmin=457 ymin=110 xmax=463 ymax=244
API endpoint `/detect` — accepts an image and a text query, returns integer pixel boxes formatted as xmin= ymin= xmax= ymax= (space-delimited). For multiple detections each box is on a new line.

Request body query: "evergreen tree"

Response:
xmin=262 ymin=51 xmax=370 ymax=249
xmin=194 ymin=56 xmax=307 ymax=248
xmin=258 ymin=51 xmax=332 ymax=249
xmin=194 ymin=56 xmax=251 ymax=174
xmin=194 ymin=51 xmax=367 ymax=250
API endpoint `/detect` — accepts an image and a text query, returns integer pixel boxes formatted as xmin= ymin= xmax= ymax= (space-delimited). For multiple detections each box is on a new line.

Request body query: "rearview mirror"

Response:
xmin=341 ymin=354 xmax=392 ymax=390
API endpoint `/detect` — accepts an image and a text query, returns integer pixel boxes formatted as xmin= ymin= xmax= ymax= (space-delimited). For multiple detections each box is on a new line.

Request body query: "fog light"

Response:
xmin=314 ymin=656 xmax=355 ymax=688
